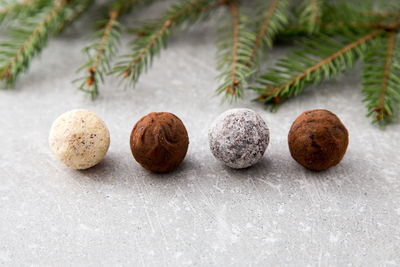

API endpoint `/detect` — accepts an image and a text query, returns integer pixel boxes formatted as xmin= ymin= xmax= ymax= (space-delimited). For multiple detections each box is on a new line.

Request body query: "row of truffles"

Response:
xmin=209 ymin=108 xmax=348 ymax=171
xmin=49 ymin=108 xmax=348 ymax=172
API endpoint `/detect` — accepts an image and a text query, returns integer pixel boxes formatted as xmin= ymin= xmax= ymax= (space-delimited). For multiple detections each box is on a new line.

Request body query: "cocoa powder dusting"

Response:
xmin=130 ymin=112 xmax=189 ymax=173
xmin=288 ymin=109 xmax=349 ymax=171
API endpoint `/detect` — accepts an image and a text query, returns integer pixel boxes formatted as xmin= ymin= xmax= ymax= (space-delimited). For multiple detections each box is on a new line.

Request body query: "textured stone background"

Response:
xmin=0 ymin=1 xmax=399 ymax=266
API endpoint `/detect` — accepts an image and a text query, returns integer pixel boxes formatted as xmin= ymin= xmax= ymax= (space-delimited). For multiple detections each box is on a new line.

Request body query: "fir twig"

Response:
xmin=0 ymin=0 xmax=70 ymax=87
xmin=74 ymin=0 xmax=151 ymax=99
xmin=246 ymin=0 xmax=289 ymax=67
xmin=88 ymin=10 xmax=119 ymax=96
xmin=215 ymin=1 xmax=256 ymax=100
xmin=296 ymin=0 xmax=322 ymax=34
xmin=1 ymin=0 xmax=399 ymax=128
xmin=378 ymin=32 xmax=395 ymax=120
xmin=362 ymin=32 xmax=400 ymax=127
xmin=0 ymin=0 xmax=50 ymax=23
xmin=57 ymin=0 xmax=94 ymax=33
xmin=253 ymin=30 xmax=380 ymax=108
xmin=247 ymin=0 xmax=277 ymax=66
xmin=363 ymin=12 xmax=400 ymax=19
xmin=228 ymin=1 xmax=239 ymax=96
xmin=112 ymin=0 xmax=218 ymax=87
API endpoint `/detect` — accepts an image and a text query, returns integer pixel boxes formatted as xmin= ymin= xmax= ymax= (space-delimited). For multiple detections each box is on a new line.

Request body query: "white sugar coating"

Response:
xmin=208 ymin=108 xmax=270 ymax=169
xmin=49 ymin=109 xmax=110 ymax=170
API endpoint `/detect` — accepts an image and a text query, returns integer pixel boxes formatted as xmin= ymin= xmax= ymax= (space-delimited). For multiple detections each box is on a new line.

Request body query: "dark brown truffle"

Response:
xmin=130 ymin=112 xmax=189 ymax=173
xmin=288 ymin=109 xmax=349 ymax=171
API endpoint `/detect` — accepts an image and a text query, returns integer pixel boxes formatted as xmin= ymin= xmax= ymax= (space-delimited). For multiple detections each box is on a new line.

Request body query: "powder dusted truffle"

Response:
xmin=208 ymin=109 xmax=270 ymax=169
xmin=49 ymin=109 xmax=110 ymax=170
xmin=130 ymin=112 xmax=189 ymax=173
xmin=288 ymin=109 xmax=349 ymax=171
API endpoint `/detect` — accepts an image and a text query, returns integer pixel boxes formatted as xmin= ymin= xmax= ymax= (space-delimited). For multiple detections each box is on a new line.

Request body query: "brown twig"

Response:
xmin=0 ymin=0 xmax=38 ymax=17
xmin=246 ymin=0 xmax=279 ymax=67
xmin=226 ymin=1 xmax=239 ymax=95
xmin=0 ymin=0 xmax=67 ymax=81
xmin=87 ymin=10 xmax=119 ymax=86
xmin=124 ymin=0 xmax=207 ymax=77
xmin=376 ymin=31 xmax=395 ymax=121
xmin=323 ymin=20 xmax=400 ymax=31
xmin=259 ymin=30 xmax=380 ymax=99
xmin=362 ymin=11 xmax=400 ymax=18
xmin=134 ymin=0 xmax=228 ymax=38
xmin=310 ymin=0 xmax=318 ymax=23
xmin=278 ymin=19 xmax=400 ymax=38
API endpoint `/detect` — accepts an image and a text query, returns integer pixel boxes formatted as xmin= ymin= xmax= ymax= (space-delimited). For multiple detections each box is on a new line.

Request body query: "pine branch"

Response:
xmin=0 ymin=0 xmax=71 ymax=87
xmin=225 ymin=1 xmax=239 ymax=98
xmin=215 ymin=2 xmax=256 ymax=100
xmin=0 ymin=0 xmax=90 ymax=88
xmin=73 ymin=0 xmax=148 ymax=99
xmin=277 ymin=20 xmax=400 ymax=41
xmin=246 ymin=0 xmax=289 ymax=67
xmin=0 ymin=0 xmax=50 ymax=23
xmin=296 ymin=0 xmax=322 ymax=34
xmin=112 ymin=0 xmax=218 ymax=87
xmin=362 ymin=12 xmax=400 ymax=19
xmin=310 ymin=0 xmax=319 ymax=27
xmin=57 ymin=0 xmax=94 ymax=33
xmin=362 ymin=32 xmax=400 ymax=127
xmin=253 ymin=30 xmax=380 ymax=109
xmin=276 ymin=2 xmax=400 ymax=41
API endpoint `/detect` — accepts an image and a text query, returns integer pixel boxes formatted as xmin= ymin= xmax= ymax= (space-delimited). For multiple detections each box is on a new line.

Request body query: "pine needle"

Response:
xmin=0 ymin=0 xmax=399 ymax=127
xmin=74 ymin=0 xmax=152 ymax=99
xmin=246 ymin=0 xmax=289 ymax=67
xmin=228 ymin=1 xmax=239 ymax=96
xmin=253 ymin=30 xmax=380 ymax=109
xmin=296 ymin=0 xmax=322 ymax=34
xmin=0 ymin=0 xmax=69 ymax=87
xmin=215 ymin=1 xmax=257 ymax=101
xmin=0 ymin=0 xmax=50 ymax=23
xmin=362 ymin=32 xmax=400 ymax=127
xmin=112 ymin=0 xmax=219 ymax=88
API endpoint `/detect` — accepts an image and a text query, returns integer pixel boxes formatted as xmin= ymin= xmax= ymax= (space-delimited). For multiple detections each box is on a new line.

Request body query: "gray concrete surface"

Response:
xmin=1 ymin=2 xmax=400 ymax=266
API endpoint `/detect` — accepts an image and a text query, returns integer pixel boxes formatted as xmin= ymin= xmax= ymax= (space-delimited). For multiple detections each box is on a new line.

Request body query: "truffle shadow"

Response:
xmin=222 ymin=157 xmax=272 ymax=178
xmin=75 ymin=156 xmax=118 ymax=183
xmin=143 ymin=157 xmax=196 ymax=182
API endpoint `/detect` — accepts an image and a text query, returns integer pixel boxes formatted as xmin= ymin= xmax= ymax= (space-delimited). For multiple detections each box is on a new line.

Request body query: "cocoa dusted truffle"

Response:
xmin=130 ymin=112 xmax=189 ymax=173
xmin=288 ymin=109 xmax=349 ymax=171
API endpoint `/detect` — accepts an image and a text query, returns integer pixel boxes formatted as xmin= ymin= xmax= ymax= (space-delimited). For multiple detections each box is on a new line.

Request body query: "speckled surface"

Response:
xmin=49 ymin=109 xmax=110 ymax=170
xmin=0 ymin=1 xmax=400 ymax=266
xmin=208 ymin=109 xmax=269 ymax=169
xmin=288 ymin=109 xmax=349 ymax=171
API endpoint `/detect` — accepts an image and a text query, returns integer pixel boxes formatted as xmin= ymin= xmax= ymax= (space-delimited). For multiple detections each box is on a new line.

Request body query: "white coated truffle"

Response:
xmin=208 ymin=108 xmax=269 ymax=169
xmin=49 ymin=109 xmax=110 ymax=170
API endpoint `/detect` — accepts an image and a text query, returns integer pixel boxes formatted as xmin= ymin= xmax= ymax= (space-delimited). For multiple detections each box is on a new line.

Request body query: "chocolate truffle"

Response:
xmin=288 ymin=109 xmax=349 ymax=171
xmin=130 ymin=112 xmax=189 ymax=173
xmin=208 ymin=109 xmax=270 ymax=169
xmin=49 ymin=109 xmax=110 ymax=170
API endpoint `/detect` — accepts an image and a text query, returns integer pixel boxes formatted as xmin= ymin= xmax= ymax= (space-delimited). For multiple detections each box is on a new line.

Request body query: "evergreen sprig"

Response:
xmin=57 ymin=0 xmax=93 ymax=33
xmin=0 ymin=0 xmax=50 ymax=23
xmin=74 ymin=0 xmax=151 ymax=99
xmin=296 ymin=0 xmax=322 ymax=34
xmin=0 ymin=0 xmax=69 ymax=87
xmin=0 ymin=0 xmax=91 ymax=87
xmin=215 ymin=2 xmax=256 ymax=100
xmin=362 ymin=32 xmax=400 ymax=127
xmin=252 ymin=30 xmax=380 ymax=109
xmin=246 ymin=0 xmax=289 ymax=67
xmin=111 ymin=0 xmax=219 ymax=87
xmin=1 ymin=0 xmax=400 ymax=128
